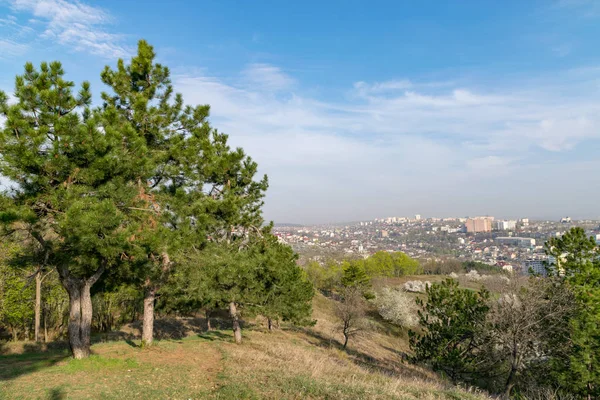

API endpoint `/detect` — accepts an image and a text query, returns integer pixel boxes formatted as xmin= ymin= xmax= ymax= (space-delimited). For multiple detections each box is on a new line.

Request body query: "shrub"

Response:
xmin=374 ymin=287 xmax=417 ymax=327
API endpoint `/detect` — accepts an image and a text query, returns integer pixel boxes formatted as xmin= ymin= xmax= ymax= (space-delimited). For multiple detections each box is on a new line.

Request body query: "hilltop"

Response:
xmin=0 ymin=292 xmax=487 ymax=400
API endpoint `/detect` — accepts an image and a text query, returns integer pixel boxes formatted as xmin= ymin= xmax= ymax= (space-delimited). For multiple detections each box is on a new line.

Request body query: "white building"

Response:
xmin=496 ymin=237 xmax=536 ymax=248
xmin=493 ymin=220 xmax=517 ymax=231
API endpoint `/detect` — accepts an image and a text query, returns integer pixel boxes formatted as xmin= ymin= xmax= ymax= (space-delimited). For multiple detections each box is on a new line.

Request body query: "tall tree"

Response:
xmin=545 ymin=227 xmax=600 ymax=399
xmin=0 ymin=61 xmax=144 ymax=358
xmin=99 ymin=40 xmax=268 ymax=345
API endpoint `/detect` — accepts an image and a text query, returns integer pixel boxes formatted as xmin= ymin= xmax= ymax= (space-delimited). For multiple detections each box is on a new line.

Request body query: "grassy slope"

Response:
xmin=0 ymin=293 xmax=488 ymax=400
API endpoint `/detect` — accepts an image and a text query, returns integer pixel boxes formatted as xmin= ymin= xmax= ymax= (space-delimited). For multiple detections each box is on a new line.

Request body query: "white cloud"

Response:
xmin=7 ymin=0 xmax=128 ymax=58
xmin=242 ymin=63 xmax=295 ymax=92
xmin=172 ymin=64 xmax=600 ymax=222
xmin=0 ymin=38 xmax=29 ymax=58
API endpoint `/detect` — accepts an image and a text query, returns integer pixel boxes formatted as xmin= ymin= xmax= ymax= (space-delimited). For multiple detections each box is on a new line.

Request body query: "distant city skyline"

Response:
xmin=1 ymin=1 xmax=600 ymax=224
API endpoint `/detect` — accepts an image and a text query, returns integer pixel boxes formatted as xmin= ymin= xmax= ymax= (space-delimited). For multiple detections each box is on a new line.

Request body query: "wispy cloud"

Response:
xmin=242 ymin=63 xmax=295 ymax=92
xmin=554 ymin=0 xmax=600 ymax=17
xmin=173 ymin=64 xmax=600 ymax=222
xmin=0 ymin=38 xmax=29 ymax=58
xmin=7 ymin=0 xmax=129 ymax=58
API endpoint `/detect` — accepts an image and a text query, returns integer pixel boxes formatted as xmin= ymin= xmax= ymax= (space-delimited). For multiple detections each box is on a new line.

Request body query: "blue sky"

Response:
xmin=1 ymin=0 xmax=600 ymax=223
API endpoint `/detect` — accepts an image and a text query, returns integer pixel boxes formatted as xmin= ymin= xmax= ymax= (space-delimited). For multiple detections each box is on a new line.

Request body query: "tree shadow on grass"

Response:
xmin=0 ymin=348 xmax=69 ymax=381
xmin=197 ymin=331 xmax=232 ymax=341
xmin=300 ymin=328 xmax=438 ymax=384
xmin=47 ymin=386 xmax=66 ymax=400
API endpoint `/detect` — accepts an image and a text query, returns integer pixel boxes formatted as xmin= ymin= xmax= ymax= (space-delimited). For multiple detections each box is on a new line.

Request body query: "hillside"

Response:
xmin=0 ymin=293 xmax=488 ymax=400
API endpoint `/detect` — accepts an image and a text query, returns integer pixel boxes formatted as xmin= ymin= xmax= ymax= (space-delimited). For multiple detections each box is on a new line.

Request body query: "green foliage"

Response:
xmin=305 ymin=251 xmax=420 ymax=292
xmin=341 ymin=261 xmax=370 ymax=288
xmin=0 ymin=59 xmax=144 ymax=271
xmin=363 ymin=251 xmax=422 ymax=277
xmin=92 ymin=285 xmax=142 ymax=332
xmin=0 ymin=252 xmax=34 ymax=339
xmin=545 ymin=227 xmax=600 ymax=398
xmin=409 ymin=278 xmax=491 ymax=383
xmin=258 ymin=236 xmax=315 ymax=327
xmin=304 ymin=260 xmax=343 ymax=291
xmin=462 ymin=261 xmax=502 ymax=274
xmin=172 ymin=233 xmax=314 ymax=329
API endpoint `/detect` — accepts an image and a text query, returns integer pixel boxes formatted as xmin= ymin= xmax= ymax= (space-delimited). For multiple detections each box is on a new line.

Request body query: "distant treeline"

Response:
xmin=304 ymin=251 xmax=421 ymax=292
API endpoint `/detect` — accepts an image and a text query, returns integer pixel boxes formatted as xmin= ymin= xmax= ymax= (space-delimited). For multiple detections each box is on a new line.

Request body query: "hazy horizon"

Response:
xmin=1 ymin=1 xmax=600 ymax=224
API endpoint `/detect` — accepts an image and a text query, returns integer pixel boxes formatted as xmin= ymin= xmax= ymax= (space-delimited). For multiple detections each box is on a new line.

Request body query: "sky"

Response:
xmin=1 ymin=0 xmax=600 ymax=224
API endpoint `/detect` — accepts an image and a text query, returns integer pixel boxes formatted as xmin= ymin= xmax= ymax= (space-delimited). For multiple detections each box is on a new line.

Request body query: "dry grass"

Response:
xmin=0 ymin=293 xmax=490 ymax=400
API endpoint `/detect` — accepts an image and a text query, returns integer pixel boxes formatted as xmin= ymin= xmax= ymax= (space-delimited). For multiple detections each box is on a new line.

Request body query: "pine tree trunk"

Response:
xmin=142 ymin=288 xmax=155 ymax=346
xmin=206 ymin=309 xmax=212 ymax=331
xmin=229 ymin=302 xmax=242 ymax=344
xmin=59 ymin=265 xmax=104 ymax=359
xmin=34 ymin=271 xmax=42 ymax=342
xmin=66 ymin=284 xmax=88 ymax=359
xmin=80 ymin=281 xmax=94 ymax=353
xmin=267 ymin=317 xmax=273 ymax=332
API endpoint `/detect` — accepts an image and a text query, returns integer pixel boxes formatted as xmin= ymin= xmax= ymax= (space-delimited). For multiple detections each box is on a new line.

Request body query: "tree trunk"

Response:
xmin=80 ymin=281 xmax=94 ymax=353
xmin=66 ymin=284 xmax=87 ymax=359
xmin=59 ymin=265 xmax=104 ymax=359
xmin=229 ymin=302 xmax=242 ymax=344
xmin=35 ymin=271 xmax=42 ymax=342
xmin=43 ymin=307 xmax=48 ymax=343
xmin=142 ymin=287 xmax=156 ymax=346
xmin=205 ymin=309 xmax=212 ymax=331
xmin=267 ymin=317 xmax=273 ymax=332
xmin=342 ymin=321 xmax=349 ymax=349
xmin=503 ymin=344 xmax=519 ymax=399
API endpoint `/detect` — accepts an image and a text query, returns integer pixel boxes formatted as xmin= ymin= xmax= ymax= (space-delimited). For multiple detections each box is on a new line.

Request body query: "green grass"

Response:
xmin=56 ymin=355 xmax=138 ymax=373
xmin=0 ymin=295 xmax=491 ymax=400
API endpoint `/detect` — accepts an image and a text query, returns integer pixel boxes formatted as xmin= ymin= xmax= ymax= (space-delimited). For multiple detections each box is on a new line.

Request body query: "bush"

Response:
xmin=403 ymin=280 xmax=430 ymax=293
xmin=374 ymin=287 xmax=417 ymax=327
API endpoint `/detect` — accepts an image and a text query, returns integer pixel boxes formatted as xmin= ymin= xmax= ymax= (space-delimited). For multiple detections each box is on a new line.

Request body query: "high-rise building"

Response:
xmin=465 ymin=217 xmax=493 ymax=233
xmin=493 ymin=220 xmax=517 ymax=231
xmin=415 ymin=214 xmax=421 ymax=221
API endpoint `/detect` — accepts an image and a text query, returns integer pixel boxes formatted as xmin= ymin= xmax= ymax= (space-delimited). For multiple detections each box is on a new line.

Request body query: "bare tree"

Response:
xmin=487 ymin=277 xmax=575 ymax=399
xmin=335 ymin=287 xmax=367 ymax=349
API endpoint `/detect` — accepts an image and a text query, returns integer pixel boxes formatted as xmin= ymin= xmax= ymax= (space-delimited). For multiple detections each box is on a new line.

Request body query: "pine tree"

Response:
xmin=409 ymin=278 xmax=491 ymax=383
xmin=0 ymin=61 xmax=144 ymax=358
xmin=545 ymin=227 xmax=600 ymax=398
xmin=98 ymin=40 xmax=268 ymax=345
xmin=341 ymin=261 xmax=370 ymax=288
xmin=256 ymin=235 xmax=314 ymax=330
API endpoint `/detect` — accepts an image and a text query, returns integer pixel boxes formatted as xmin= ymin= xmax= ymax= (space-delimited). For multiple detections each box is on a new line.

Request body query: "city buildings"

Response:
xmin=524 ymin=259 xmax=546 ymax=275
xmin=496 ymin=237 xmax=536 ymax=247
xmin=493 ymin=220 xmax=516 ymax=231
xmin=465 ymin=217 xmax=494 ymax=233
